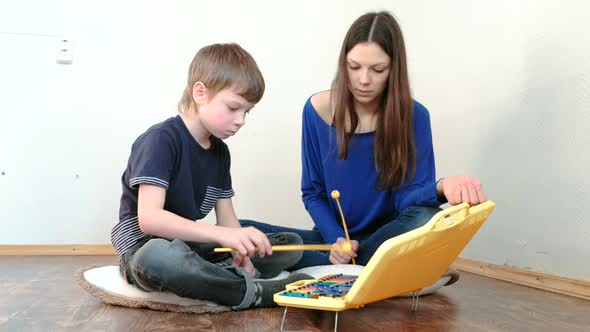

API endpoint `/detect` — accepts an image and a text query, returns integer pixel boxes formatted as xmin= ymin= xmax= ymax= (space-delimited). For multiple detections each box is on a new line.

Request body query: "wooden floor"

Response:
xmin=1 ymin=256 xmax=589 ymax=332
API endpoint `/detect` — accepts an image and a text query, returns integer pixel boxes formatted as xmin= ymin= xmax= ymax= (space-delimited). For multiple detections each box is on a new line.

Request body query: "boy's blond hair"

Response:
xmin=178 ymin=43 xmax=265 ymax=113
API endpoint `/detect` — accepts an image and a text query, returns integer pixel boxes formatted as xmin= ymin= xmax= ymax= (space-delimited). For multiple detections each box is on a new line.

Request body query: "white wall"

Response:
xmin=1 ymin=1 xmax=588 ymax=280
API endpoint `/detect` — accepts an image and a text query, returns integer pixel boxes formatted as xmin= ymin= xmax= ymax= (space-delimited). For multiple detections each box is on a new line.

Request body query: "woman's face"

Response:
xmin=346 ymin=42 xmax=391 ymax=105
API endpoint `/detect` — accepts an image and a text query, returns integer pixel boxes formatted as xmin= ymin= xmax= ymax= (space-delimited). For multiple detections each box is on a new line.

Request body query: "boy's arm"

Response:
xmin=138 ymin=184 xmax=271 ymax=257
xmin=214 ymin=197 xmax=263 ymax=274
xmin=214 ymin=197 xmax=272 ymax=256
xmin=214 ymin=198 xmax=240 ymax=228
xmin=138 ymin=184 xmax=226 ymax=243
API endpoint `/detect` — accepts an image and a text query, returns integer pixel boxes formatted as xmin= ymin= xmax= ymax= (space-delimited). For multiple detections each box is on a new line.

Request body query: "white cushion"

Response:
xmin=80 ymin=264 xmax=449 ymax=310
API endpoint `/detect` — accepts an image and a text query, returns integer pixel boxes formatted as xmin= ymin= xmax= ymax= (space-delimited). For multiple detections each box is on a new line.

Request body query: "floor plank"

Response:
xmin=1 ymin=256 xmax=589 ymax=331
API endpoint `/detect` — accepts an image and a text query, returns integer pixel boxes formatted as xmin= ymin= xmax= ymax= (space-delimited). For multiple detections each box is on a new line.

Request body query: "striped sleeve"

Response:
xmin=110 ymin=216 xmax=151 ymax=258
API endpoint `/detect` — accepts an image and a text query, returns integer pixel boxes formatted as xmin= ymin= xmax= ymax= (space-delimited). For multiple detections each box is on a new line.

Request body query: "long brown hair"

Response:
xmin=178 ymin=43 xmax=265 ymax=113
xmin=331 ymin=11 xmax=415 ymax=190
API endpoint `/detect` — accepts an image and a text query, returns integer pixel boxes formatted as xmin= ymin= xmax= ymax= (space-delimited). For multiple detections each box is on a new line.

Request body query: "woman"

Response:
xmin=241 ymin=11 xmax=486 ymax=270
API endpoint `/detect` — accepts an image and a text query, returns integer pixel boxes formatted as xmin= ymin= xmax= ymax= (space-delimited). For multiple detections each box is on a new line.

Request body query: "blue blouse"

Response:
xmin=301 ymin=97 xmax=444 ymax=244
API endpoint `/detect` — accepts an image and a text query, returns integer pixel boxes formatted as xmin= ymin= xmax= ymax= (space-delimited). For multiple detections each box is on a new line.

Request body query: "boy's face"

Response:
xmin=197 ymin=87 xmax=254 ymax=139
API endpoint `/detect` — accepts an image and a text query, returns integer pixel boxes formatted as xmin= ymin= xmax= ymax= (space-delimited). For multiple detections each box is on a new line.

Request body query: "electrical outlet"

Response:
xmin=56 ymin=38 xmax=73 ymax=64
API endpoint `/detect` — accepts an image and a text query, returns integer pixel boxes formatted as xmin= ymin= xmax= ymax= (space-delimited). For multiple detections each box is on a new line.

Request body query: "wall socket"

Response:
xmin=56 ymin=38 xmax=73 ymax=64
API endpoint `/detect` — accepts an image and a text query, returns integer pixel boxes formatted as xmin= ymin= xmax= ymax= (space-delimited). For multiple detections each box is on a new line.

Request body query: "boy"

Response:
xmin=110 ymin=43 xmax=310 ymax=310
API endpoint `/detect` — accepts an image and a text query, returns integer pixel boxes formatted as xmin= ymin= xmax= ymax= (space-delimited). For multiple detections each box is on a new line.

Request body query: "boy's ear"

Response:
xmin=192 ymin=81 xmax=208 ymax=105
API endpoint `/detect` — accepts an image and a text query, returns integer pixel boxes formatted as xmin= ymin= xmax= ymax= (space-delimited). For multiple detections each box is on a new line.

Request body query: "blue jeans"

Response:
xmin=119 ymin=233 xmax=304 ymax=309
xmin=240 ymin=205 xmax=441 ymax=269
xmin=120 ymin=239 xmax=251 ymax=307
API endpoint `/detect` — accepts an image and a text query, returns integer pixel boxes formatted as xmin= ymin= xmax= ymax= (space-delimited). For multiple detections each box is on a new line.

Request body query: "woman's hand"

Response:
xmin=329 ymin=238 xmax=359 ymax=264
xmin=437 ymin=175 xmax=487 ymax=206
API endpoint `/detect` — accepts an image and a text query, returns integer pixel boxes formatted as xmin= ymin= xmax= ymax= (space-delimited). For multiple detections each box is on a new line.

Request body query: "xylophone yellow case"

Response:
xmin=274 ymin=201 xmax=496 ymax=311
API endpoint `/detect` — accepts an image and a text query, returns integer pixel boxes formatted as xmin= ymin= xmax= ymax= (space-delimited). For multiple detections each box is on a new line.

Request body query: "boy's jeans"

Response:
xmin=120 ymin=233 xmax=302 ymax=308
xmin=240 ymin=205 xmax=442 ymax=269
xmin=121 ymin=239 xmax=251 ymax=307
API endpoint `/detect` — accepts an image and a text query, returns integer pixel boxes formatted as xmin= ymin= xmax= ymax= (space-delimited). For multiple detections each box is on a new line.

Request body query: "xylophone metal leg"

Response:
xmin=280 ymin=307 xmax=288 ymax=331
xmin=411 ymin=291 xmax=421 ymax=312
xmin=279 ymin=306 xmax=341 ymax=332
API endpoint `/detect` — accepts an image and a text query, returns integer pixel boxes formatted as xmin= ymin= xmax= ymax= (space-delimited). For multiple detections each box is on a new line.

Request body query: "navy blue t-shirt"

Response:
xmin=111 ymin=115 xmax=234 ymax=258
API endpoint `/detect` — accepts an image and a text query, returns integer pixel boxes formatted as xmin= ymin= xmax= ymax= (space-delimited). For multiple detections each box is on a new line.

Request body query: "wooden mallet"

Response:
xmin=331 ymin=190 xmax=356 ymax=264
xmin=213 ymin=190 xmax=356 ymax=264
